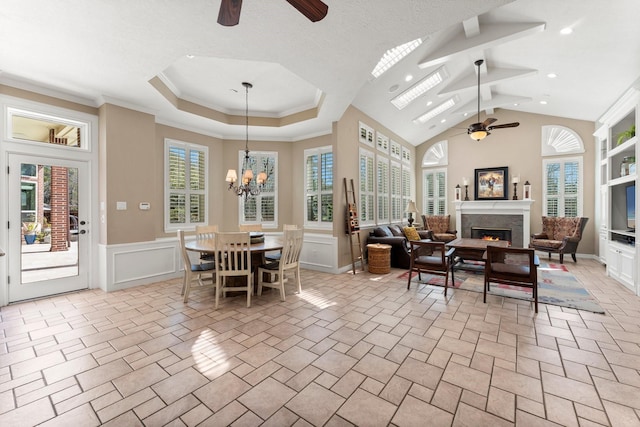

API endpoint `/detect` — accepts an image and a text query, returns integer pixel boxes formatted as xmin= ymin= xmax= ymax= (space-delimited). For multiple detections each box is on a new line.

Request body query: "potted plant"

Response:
xmin=616 ymin=124 xmax=636 ymax=146
xmin=22 ymin=222 xmax=40 ymax=244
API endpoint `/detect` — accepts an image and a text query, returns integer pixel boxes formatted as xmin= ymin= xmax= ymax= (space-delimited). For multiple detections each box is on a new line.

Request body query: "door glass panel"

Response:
xmin=21 ymin=163 xmax=79 ymax=283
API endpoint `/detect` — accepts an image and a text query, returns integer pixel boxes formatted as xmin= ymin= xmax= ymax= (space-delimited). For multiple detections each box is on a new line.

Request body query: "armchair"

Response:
xmin=421 ymin=215 xmax=457 ymax=243
xmin=529 ymin=217 xmax=588 ymax=263
xmin=407 ymin=241 xmax=455 ymax=296
xmin=484 ymin=246 xmax=539 ymax=313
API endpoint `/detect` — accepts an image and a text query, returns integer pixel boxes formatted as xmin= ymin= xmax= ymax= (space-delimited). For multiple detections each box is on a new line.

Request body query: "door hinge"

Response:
xmin=6 ymin=165 xmax=9 ymax=174
xmin=7 ymin=276 xmax=9 ymax=285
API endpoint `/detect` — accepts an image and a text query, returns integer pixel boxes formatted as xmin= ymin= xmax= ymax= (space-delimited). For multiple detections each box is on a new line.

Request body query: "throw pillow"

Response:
xmin=403 ymin=226 xmax=421 ymax=241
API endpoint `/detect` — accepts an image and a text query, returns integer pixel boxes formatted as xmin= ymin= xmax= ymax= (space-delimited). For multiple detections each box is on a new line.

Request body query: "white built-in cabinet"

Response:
xmin=594 ymin=86 xmax=638 ymax=294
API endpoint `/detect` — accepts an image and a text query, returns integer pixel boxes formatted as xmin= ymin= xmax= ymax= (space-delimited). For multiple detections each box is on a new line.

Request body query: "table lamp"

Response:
xmin=405 ymin=200 xmax=418 ymax=226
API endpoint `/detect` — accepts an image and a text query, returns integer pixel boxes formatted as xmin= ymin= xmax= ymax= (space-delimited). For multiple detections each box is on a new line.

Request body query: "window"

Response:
xmin=359 ymin=148 xmax=375 ymax=226
xmin=304 ymin=146 xmax=333 ymax=228
xmin=390 ymin=161 xmax=402 ymax=222
xmin=240 ymin=151 xmax=277 ymax=228
xmin=543 ymin=157 xmax=582 ymax=217
xmin=377 ymin=156 xmax=389 ymax=224
xmin=402 ymin=166 xmax=412 ymax=220
xmin=164 ymin=139 xmax=208 ymax=232
xmin=422 ymin=168 xmax=447 ymax=215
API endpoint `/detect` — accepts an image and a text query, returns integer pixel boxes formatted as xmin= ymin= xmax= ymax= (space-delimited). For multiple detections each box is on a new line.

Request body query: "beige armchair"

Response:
xmin=421 ymin=215 xmax=457 ymax=243
xmin=529 ymin=217 xmax=588 ymax=263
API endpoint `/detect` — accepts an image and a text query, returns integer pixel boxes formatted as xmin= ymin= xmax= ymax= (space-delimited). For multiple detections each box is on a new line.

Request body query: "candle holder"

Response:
xmin=512 ymin=182 xmax=518 ymax=200
xmin=523 ymin=181 xmax=531 ymax=200
xmin=464 ymin=185 xmax=469 ymax=201
xmin=455 ymin=184 xmax=461 ymax=201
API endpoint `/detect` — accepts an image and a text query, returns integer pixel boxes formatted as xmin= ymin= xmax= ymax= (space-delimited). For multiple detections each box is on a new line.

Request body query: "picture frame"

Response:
xmin=474 ymin=166 xmax=509 ymax=200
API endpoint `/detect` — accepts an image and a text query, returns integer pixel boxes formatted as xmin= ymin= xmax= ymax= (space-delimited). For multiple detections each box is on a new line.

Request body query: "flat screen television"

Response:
xmin=627 ymin=184 xmax=636 ymax=231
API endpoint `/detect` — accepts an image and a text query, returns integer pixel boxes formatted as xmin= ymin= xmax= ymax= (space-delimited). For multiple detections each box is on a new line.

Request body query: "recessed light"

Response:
xmin=389 ymin=84 xmax=400 ymax=93
xmin=186 ymin=54 xmax=195 ymax=59
xmin=463 ymin=112 xmax=468 ymax=117
xmin=540 ymin=100 xmax=548 ymax=105
xmin=547 ymin=73 xmax=557 ymax=79
xmin=427 ymin=101 xmax=433 ymax=106
xmin=405 ymin=74 xmax=413 ymax=82
xmin=440 ymin=119 xmax=447 ymax=123
xmin=513 ymin=103 xmax=519 ymax=106
xmin=560 ymin=27 xmax=573 ymax=35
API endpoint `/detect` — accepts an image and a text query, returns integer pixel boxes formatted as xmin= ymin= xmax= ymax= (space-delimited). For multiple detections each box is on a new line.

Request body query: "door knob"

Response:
xmin=79 ymin=230 xmax=87 ymax=234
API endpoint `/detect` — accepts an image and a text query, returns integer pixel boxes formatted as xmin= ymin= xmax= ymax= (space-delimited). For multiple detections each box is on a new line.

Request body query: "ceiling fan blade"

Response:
xmin=285 ymin=0 xmax=328 ymax=22
xmin=218 ymin=0 xmax=242 ymax=26
xmin=488 ymin=122 xmax=520 ymax=130
xmin=482 ymin=117 xmax=497 ymax=127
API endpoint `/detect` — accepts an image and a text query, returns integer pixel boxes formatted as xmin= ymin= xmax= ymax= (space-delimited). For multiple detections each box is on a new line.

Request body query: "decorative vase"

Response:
xmin=24 ymin=234 xmax=36 ymax=244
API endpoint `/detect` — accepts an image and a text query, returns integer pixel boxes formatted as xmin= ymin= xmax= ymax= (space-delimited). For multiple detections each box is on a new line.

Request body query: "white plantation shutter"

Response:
xmin=391 ymin=161 xmax=402 ymax=222
xmin=165 ymin=139 xmax=208 ymax=231
xmin=304 ymin=146 xmax=333 ymax=228
xmin=402 ymin=166 xmax=412 ymax=221
xmin=377 ymin=156 xmax=389 ymax=223
xmin=240 ymin=151 xmax=277 ymax=227
xmin=359 ymin=148 xmax=375 ymax=226
xmin=543 ymin=157 xmax=582 ymax=217
xmin=422 ymin=168 xmax=447 ymax=215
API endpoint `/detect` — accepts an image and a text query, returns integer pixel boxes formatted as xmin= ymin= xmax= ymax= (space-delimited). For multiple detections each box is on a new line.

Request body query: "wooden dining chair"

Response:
xmin=214 ymin=232 xmax=253 ymax=308
xmin=177 ymin=230 xmax=216 ymax=303
xmin=266 ymin=224 xmax=299 ymax=261
xmin=407 ymin=240 xmax=455 ymax=296
xmin=195 ymin=225 xmax=218 ymax=262
xmin=258 ymin=228 xmax=304 ymax=301
xmin=239 ymin=224 xmax=262 ymax=232
xmin=484 ymin=246 xmax=539 ymax=313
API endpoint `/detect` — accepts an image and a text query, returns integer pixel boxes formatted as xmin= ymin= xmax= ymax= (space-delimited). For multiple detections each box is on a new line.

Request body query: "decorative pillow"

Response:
xmin=403 ymin=226 xmax=421 ymax=241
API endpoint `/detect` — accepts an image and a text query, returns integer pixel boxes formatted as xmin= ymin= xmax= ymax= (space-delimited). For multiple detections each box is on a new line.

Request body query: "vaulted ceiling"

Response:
xmin=1 ymin=0 xmax=639 ymax=146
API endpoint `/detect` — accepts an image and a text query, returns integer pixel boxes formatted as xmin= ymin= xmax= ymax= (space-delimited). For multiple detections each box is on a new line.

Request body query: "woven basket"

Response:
xmin=368 ymin=244 xmax=391 ymax=274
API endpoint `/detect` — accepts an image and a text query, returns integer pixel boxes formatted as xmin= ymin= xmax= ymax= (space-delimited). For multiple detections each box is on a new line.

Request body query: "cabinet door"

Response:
xmin=619 ymin=247 xmax=635 ymax=289
xmin=598 ymin=231 xmax=608 ymax=264
xmin=607 ymin=245 xmax=620 ymax=279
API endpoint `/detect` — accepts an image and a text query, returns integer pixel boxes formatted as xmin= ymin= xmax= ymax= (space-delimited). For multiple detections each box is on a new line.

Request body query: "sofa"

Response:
xmin=366 ymin=224 xmax=432 ymax=269
xmin=529 ymin=216 xmax=588 ymax=263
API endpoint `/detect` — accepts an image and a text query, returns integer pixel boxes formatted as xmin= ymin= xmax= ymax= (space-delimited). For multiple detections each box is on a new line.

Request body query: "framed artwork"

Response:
xmin=358 ymin=121 xmax=374 ymax=147
xmin=474 ymin=166 xmax=509 ymax=200
xmin=390 ymin=140 xmax=401 ymax=159
xmin=376 ymin=132 xmax=389 ymax=153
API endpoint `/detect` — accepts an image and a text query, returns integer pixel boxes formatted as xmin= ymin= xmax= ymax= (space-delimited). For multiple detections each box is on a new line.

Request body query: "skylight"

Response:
xmin=413 ymin=98 xmax=456 ymax=124
xmin=391 ymin=67 xmax=447 ymax=110
xmin=371 ymin=39 xmax=422 ymax=78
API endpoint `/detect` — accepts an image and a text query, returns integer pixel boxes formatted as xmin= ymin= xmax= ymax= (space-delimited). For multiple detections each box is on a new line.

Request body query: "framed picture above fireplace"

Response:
xmin=474 ymin=166 xmax=508 ymax=200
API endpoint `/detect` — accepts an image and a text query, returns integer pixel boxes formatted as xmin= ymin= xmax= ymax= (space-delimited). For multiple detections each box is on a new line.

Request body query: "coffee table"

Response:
xmin=446 ymin=238 xmax=510 ymax=273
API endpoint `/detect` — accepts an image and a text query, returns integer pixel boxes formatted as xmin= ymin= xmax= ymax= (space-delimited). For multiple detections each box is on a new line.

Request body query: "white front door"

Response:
xmin=7 ymin=154 xmax=90 ymax=302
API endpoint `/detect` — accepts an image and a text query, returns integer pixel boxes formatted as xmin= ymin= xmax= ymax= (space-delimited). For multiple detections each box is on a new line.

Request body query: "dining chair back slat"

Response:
xmin=178 ymin=230 xmax=215 ymax=303
xmin=258 ymin=228 xmax=304 ymax=301
xmin=214 ymin=232 xmax=253 ymax=308
xmin=239 ymin=224 xmax=263 ymax=232
xmin=195 ymin=225 xmax=218 ymax=261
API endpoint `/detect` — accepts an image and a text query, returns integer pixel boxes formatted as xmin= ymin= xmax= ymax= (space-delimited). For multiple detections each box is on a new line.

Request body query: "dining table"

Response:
xmin=184 ymin=235 xmax=284 ymax=291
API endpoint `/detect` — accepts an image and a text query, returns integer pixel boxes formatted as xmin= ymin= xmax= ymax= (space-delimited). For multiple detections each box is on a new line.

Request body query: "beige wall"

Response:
xmin=335 ymin=106 xmax=416 ymax=269
xmin=416 ymin=108 xmax=596 ymax=255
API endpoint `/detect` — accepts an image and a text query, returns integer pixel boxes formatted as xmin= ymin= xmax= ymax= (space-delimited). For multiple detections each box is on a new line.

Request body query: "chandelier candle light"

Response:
xmin=226 ymin=82 xmax=268 ymax=199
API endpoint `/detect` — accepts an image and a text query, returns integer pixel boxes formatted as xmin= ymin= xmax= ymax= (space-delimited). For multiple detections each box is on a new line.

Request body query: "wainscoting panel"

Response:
xmin=100 ymin=239 xmax=181 ymax=292
xmin=299 ymin=233 xmax=338 ymax=273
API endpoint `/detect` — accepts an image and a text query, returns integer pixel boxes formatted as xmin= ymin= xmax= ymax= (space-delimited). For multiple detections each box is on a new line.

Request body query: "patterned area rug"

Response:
xmin=400 ymin=263 xmax=605 ymax=313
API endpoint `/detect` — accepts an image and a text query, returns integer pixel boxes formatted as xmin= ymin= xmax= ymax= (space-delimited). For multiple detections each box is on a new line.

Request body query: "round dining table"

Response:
xmin=184 ymin=235 xmax=284 ymax=292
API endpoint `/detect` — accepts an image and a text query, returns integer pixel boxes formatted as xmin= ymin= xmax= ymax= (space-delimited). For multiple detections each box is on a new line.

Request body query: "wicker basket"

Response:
xmin=367 ymin=243 xmax=391 ymax=274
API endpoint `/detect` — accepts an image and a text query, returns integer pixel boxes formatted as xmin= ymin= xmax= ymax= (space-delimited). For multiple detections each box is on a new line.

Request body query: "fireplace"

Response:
xmin=471 ymin=226 xmax=512 ymax=243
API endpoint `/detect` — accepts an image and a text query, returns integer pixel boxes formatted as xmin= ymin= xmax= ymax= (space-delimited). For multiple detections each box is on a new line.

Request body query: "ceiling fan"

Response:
xmin=217 ymin=0 xmax=329 ymax=26
xmin=467 ymin=59 xmax=520 ymax=141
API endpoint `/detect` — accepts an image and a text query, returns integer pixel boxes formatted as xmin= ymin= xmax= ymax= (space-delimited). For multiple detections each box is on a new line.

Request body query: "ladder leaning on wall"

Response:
xmin=344 ymin=178 xmax=364 ymax=274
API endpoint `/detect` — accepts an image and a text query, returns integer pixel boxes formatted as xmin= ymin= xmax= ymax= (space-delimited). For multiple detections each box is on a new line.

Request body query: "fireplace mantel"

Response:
xmin=454 ymin=200 xmax=534 ymax=247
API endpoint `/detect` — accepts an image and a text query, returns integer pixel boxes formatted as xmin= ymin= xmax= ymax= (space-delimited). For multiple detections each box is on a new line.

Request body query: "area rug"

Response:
xmin=401 ymin=263 xmax=605 ymax=313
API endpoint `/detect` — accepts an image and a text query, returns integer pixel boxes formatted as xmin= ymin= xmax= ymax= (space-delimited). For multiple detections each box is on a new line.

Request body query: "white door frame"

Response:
xmin=0 ymin=94 xmax=99 ymax=306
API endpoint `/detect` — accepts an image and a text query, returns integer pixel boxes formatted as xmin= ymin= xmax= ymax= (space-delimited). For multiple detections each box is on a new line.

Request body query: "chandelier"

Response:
xmin=225 ymin=82 xmax=267 ymax=199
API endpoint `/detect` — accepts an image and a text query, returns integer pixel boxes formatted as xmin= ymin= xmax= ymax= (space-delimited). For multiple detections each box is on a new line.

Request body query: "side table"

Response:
xmin=367 ymin=243 xmax=391 ymax=274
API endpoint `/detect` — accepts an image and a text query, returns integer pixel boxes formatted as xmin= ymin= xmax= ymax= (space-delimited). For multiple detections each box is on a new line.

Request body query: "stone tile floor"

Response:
xmin=1 ymin=258 xmax=639 ymax=426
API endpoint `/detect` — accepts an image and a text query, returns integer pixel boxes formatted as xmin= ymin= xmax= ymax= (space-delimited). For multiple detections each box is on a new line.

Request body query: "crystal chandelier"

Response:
xmin=225 ymin=82 xmax=267 ymax=199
